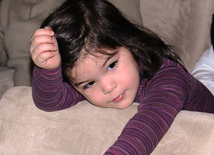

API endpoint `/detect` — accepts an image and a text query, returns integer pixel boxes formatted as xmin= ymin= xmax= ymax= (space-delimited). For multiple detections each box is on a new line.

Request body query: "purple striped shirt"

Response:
xmin=32 ymin=58 xmax=214 ymax=154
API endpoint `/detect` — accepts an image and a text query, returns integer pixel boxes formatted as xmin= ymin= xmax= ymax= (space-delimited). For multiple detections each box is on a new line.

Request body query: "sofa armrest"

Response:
xmin=0 ymin=86 xmax=214 ymax=155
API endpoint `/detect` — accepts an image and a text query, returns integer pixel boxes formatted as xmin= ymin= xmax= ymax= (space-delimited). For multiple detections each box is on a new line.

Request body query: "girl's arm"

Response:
xmin=104 ymin=63 xmax=191 ymax=154
xmin=32 ymin=65 xmax=84 ymax=111
xmin=30 ymin=27 xmax=84 ymax=111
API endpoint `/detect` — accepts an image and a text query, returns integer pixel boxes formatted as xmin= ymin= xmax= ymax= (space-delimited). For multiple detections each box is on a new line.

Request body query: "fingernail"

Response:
xmin=50 ymin=30 xmax=54 ymax=36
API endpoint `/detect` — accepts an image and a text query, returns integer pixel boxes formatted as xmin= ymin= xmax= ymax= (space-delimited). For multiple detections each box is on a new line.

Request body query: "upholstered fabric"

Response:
xmin=0 ymin=0 xmax=6 ymax=67
xmin=0 ymin=22 xmax=6 ymax=66
xmin=0 ymin=67 xmax=14 ymax=99
xmin=140 ymin=0 xmax=214 ymax=71
xmin=108 ymin=0 xmax=142 ymax=25
xmin=0 ymin=0 xmax=66 ymax=86
xmin=0 ymin=86 xmax=214 ymax=155
xmin=0 ymin=0 xmax=213 ymax=89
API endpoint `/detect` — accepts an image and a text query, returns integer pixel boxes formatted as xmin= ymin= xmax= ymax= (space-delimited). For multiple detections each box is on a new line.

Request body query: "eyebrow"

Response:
xmin=73 ymin=80 xmax=90 ymax=87
xmin=73 ymin=50 xmax=119 ymax=88
xmin=102 ymin=55 xmax=113 ymax=67
xmin=102 ymin=49 xmax=119 ymax=67
xmin=73 ymin=58 xmax=112 ymax=88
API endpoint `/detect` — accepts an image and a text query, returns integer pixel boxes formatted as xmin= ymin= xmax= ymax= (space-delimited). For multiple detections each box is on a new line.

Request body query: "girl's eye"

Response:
xmin=83 ymin=81 xmax=95 ymax=89
xmin=108 ymin=61 xmax=118 ymax=70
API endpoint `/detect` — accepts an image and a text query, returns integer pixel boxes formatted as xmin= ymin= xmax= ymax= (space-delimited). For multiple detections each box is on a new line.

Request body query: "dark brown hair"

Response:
xmin=41 ymin=0 xmax=184 ymax=82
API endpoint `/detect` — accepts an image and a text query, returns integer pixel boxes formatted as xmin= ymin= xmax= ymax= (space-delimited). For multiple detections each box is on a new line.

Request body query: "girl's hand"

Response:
xmin=30 ymin=26 xmax=61 ymax=70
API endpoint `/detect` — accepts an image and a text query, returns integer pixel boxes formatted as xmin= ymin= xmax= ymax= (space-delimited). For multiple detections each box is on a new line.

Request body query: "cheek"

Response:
xmin=82 ymin=90 xmax=106 ymax=106
xmin=120 ymin=65 xmax=139 ymax=84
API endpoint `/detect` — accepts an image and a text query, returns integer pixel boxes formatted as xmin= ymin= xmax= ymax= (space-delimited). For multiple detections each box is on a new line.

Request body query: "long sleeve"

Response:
xmin=104 ymin=59 xmax=214 ymax=154
xmin=32 ymin=66 xmax=84 ymax=111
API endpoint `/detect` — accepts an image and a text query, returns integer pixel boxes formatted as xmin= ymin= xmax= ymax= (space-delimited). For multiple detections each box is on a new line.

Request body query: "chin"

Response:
xmin=117 ymin=102 xmax=133 ymax=109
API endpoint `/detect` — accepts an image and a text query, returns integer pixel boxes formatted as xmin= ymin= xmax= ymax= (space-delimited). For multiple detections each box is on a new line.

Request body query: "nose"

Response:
xmin=101 ymin=78 xmax=117 ymax=95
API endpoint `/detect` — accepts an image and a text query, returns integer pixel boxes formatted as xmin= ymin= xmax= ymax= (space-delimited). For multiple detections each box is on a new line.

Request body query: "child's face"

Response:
xmin=70 ymin=47 xmax=140 ymax=109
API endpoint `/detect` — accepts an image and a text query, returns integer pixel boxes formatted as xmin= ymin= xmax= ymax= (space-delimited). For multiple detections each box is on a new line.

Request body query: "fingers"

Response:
xmin=31 ymin=43 xmax=57 ymax=60
xmin=44 ymin=26 xmax=53 ymax=31
xmin=30 ymin=27 xmax=60 ymax=69
xmin=31 ymin=26 xmax=54 ymax=42
xmin=30 ymin=27 xmax=55 ymax=52
xmin=30 ymin=36 xmax=55 ymax=52
xmin=33 ymin=50 xmax=56 ymax=68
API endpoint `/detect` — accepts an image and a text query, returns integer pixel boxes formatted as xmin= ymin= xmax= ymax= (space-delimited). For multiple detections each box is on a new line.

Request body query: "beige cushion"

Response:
xmin=0 ymin=86 xmax=214 ymax=155
xmin=140 ymin=0 xmax=214 ymax=71
xmin=0 ymin=67 xmax=14 ymax=99
xmin=0 ymin=0 xmax=66 ymax=86
xmin=0 ymin=21 xmax=6 ymax=67
xmin=108 ymin=0 xmax=142 ymax=25
xmin=0 ymin=0 xmax=7 ymax=67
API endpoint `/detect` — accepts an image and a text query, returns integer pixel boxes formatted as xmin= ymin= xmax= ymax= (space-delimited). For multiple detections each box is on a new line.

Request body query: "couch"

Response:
xmin=0 ymin=0 xmax=214 ymax=154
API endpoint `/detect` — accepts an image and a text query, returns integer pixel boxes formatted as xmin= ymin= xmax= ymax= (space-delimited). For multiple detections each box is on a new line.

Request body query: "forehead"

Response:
xmin=70 ymin=48 xmax=117 ymax=80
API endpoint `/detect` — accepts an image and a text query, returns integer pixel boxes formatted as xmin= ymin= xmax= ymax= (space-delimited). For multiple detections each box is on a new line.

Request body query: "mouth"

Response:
xmin=112 ymin=92 xmax=125 ymax=102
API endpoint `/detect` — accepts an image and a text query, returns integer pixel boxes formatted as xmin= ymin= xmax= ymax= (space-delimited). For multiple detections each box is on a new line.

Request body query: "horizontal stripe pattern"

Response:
xmin=32 ymin=66 xmax=84 ymax=111
xmin=32 ymin=58 xmax=214 ymax=154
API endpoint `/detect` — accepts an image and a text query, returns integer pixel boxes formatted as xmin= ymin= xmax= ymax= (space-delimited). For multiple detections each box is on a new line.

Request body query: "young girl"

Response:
xmin=30 ymin=0 xmax=214 ymax=154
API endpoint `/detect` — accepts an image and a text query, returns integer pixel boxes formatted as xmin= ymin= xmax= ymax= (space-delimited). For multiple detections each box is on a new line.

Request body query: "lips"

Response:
xmin=112 ymin=92 xmax=125 ymax=102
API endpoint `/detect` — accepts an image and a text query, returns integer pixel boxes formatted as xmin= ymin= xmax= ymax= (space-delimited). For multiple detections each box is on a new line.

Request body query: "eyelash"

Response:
xmin=83 ymin=81 xmax=95 ymax=89
xmin=83 ymin=61 xmax=118 ymax=89
xmin=108 ymin=61 xmax=118 ymax=71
